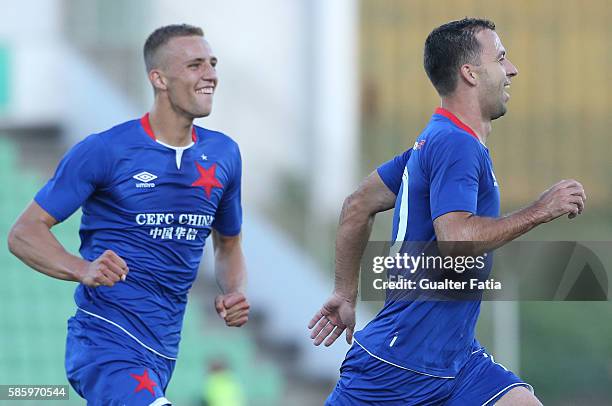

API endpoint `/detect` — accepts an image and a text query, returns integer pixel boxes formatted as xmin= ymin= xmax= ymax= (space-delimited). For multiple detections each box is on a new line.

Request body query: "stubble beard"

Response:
xmin=483 ymin=84 xmax=507 ymax=121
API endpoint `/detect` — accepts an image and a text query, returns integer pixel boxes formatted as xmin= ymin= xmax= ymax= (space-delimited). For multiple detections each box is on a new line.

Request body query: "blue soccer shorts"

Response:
xmin=326 ymin=342 xmax=533 ymax=405
xmin=65 ymin=311 xmax=176 ymax=406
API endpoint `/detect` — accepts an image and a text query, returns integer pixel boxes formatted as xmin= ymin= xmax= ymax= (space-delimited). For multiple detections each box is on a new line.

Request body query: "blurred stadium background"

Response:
xmin=0 ymin=0 xmax=611 ymax=405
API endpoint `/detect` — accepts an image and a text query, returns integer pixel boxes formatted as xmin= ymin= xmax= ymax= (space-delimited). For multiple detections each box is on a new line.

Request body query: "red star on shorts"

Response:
xmin=130 ymin=369 xmax=157 ymax=396
xmin=192 ymin=162 xmax=223 ymax=198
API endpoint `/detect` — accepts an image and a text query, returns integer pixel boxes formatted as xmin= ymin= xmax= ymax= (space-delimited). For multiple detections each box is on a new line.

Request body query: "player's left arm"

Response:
xmin=429 ymin=134 xmax=585 ymax=256
xmin=434 ymin=179 xmax=586 ymax=254
xmin=212 ymin=230 xmax=249 ymax=327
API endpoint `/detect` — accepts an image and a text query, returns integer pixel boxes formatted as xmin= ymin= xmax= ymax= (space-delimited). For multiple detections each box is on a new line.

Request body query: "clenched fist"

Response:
xmin=78 ymin=250 xmax=129 ymax=288
xmin=215 ymin=292 xmax=250 ymax=327
xmin=533 ymin=179 xmax=586 ymax=222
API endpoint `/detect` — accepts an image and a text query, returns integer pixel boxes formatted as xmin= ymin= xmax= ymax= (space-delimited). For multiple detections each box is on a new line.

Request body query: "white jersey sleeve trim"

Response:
xmin=76 ymin=307 xmax=177 ymax=360
xmin=481 ymin=382 xmax=534 ymax=406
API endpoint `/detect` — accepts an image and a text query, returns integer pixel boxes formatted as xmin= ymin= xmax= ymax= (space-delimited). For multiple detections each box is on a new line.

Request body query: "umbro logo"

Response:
xmin=133 ymin=171 xmax=157 ymax=188
xmin=133 ymin=172 xmax=157 ymax=182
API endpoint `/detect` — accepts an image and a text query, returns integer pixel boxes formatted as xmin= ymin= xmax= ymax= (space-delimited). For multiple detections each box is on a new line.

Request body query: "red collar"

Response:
xmin=140 ymin=113 xmax=197 ymax=142
xmin=434 ymin=107 xmax=479 ymax=141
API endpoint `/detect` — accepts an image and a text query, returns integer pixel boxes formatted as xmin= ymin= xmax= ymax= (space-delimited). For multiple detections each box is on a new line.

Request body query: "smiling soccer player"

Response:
xmin=8 ymin=24 xmax=249 ymax=406
xmin=309 ymin=18 xmax=586 ymax=405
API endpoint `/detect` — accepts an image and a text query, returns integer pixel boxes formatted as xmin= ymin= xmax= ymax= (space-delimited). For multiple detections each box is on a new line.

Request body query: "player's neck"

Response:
xmin=148 ymin=105 xmax=194 ymax=147
xmin=440 ymin=99 xmax=491 ymax=145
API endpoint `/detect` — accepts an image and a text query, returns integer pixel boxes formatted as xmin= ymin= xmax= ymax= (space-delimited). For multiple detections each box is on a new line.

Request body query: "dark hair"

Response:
xmin=144 ymin=24 xmax=204 ymax=72
xmin=424 ymin=18 xmax=496 ymax=96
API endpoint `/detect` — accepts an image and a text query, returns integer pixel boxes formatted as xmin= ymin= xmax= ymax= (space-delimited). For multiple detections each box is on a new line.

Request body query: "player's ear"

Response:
xmin=149 ymin=69 xmax=168 ymax=92
xmin=460 ymin=64 xmax=478 ymax=87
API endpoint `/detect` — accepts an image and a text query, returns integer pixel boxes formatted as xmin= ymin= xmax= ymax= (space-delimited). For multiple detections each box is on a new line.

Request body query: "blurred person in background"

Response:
xmin=309 ymin=18 xmax=586 ymax=405
xmin=202 ymin=359 xmax=244 ymax=406
xmin=8 ymin=24 xmax=249 ymax=405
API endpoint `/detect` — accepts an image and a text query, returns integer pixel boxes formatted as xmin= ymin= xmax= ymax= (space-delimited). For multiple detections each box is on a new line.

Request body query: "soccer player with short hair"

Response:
xmin=309 ymin=18 xmax=586 ymax=405
xmin=8 ymin=24 xmax=249 ymax=405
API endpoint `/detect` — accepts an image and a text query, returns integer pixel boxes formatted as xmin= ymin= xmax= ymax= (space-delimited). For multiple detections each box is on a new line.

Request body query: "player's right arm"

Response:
xmin=7 ymin=134 xmax=128 ymax=287
xmin=333 ymin=171 xmax=398 ymax=303
xmin=8 ymin=201 xmax=128 ymax=287
xmin=309 ymin=164 xmax=403 ymax=346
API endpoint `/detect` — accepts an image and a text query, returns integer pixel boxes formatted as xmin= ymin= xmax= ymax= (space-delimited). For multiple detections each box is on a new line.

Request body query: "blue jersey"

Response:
xmin=355 ymin=107 xmax=500 ymax=377
xmin=35 ymin=114 xmax=242 ymax=359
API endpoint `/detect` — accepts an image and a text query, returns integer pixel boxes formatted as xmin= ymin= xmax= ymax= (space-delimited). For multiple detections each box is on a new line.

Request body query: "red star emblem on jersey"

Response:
xmin=192 ymin=162 xmax=223 ymax=198
xmin=130 ymin=369 xmax=157 ymax=396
